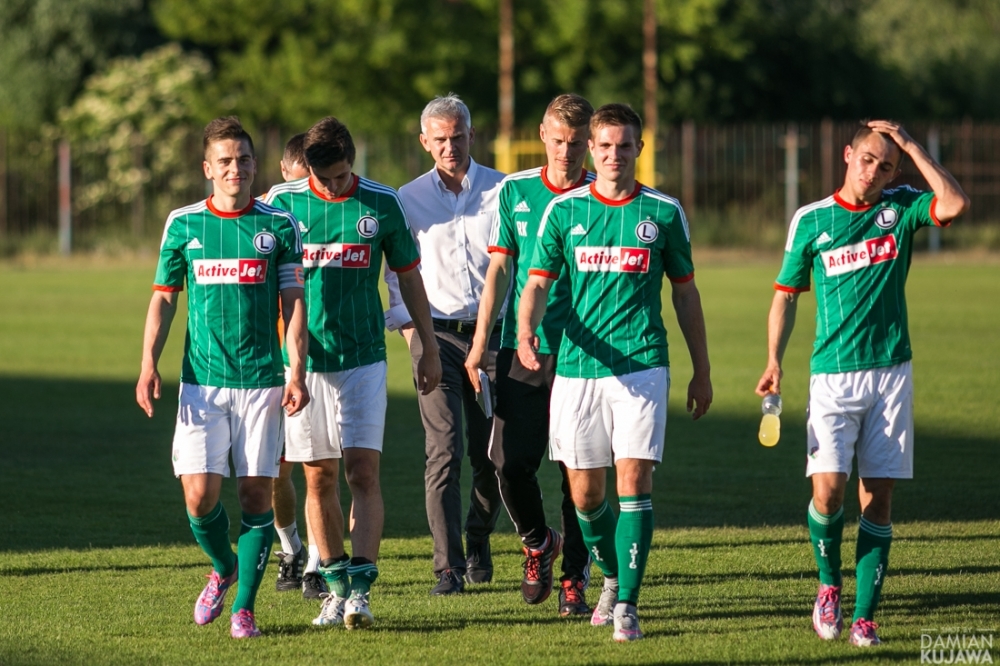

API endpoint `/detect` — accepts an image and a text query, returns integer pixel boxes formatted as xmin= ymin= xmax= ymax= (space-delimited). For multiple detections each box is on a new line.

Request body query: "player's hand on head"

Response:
xmin=136 ymin=367 xmax=161 ymax=418
xmin=687 ymin=373 xmax=713 ymax=420
xmin=867 ymin=120 xmax=914 ymax=151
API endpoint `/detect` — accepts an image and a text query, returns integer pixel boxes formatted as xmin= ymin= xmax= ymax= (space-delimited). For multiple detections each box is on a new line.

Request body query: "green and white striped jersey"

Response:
xmin=776 ymin=186 xmax=943 ymax=375
xmin=153 ymin=196 xmax=303 ymax=389
xmin=488 ymin=166 xmax=594 ymax=355
xmin=529 ymin=182 xmax=695 ymax=379
xmin=264 ymin=175 xmax=420 ymax=372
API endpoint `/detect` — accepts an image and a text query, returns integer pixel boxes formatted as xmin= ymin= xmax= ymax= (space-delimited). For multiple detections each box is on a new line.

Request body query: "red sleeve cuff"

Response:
xmin=389 ymin=257 xmax=420 ymax=273
xmin=668 ymin=271 xmax=694 ymax=284
xmin=488 ymin=245 xmax=516 ymax=257
xmin=930 ymin=197 xmax=952 ymax=228
xmin=528 ymin=268 xmax=560 ymax=279
xmin=153 ymin=284 xmax=182 ymax=292
xmin=775 ymin=283 xmax=809 ymax=293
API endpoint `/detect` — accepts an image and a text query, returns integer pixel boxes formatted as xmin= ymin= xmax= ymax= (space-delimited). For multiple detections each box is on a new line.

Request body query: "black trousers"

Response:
xmin=409 ymin=325 xmax=503 ymax=576
xmin=490 ymin=347 xmax=590 ymax=582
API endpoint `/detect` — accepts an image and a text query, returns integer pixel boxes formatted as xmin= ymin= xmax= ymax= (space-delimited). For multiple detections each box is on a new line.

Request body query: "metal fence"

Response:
xmin=1 ymin=120 xmax=998 ymax=249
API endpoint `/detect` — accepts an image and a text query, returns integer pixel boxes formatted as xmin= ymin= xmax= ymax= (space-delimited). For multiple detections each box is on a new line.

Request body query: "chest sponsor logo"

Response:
xmin=253 ymin=231 xmax=276 ymax=254
xmin=874 ymin=207 xmax=898 ymax=229
xmin=575 ymin=246 xmax=650 ymax=273
xmin=193 ymin=259 xmax=268 ymax=284
xmin=636 ymin=221 xmax=658 ymax=243
xmin=821 ymin=234 xmax=898 ymax=276
xmin=302 ymin=243 xmax=371 ymax=268
xmin=357 ymin=215 xmax=379 ymax=238
xmin=516 ymin=221 xmax=528 ymax=237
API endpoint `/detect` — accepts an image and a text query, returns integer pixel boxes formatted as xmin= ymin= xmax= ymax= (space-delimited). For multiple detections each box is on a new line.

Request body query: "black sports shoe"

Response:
xmin=558 ymin=577 xmax=590 ymax=617
xmin=275 ymin=548 xmax=305 ymax=592
xmin=521 ymin=528 xmax=563 ymax=604
xmin=301 ymin=571 xmax=329 ymax=600
xmin=465 ymin=536 xmax=493 ymax=584
xmin=431 ymin=569 xmax=465 ymax=595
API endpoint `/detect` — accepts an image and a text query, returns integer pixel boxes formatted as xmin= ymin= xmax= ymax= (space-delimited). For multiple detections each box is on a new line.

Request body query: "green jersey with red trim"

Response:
xmin=775 ymin=185 xmax=943 ymax=374
xmin=529 ymin=182 xmax=695 ymax=379
xmin=264 ymin=175 xmax=419 ymax=372
xmin=488 ymin=166 xmax=594 ymax=355
xmin=153 ymin=196 xmax=303 ymax=389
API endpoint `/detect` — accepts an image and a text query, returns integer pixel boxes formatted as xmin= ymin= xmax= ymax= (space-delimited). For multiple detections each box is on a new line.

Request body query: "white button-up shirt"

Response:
xmin=385 ymin=158 xmax=505 ymax=327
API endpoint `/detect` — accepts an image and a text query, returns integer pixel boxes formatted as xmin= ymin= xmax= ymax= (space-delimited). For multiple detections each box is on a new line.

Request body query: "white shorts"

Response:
xmin=172 ymin=383 xmax=285 ymax=478
xmin=549 ymin=367 xmax=669 ymax=469
xmin=284 ymin=361 xmax=387 ymax=462
xmin=806 ymin=361 xmax=914 ymax=479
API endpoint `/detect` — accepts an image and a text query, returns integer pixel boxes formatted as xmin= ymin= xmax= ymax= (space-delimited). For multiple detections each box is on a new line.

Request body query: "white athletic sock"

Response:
xmin=305 ymin=544 xmax=321 ymax=574
xmin=276 ymin=522 xmax=303 ymax=555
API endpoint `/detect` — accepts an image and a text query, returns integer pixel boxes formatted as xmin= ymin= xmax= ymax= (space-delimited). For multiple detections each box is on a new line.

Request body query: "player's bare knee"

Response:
xmin=345 ymin=463 xmax=379 ymax=495
xmin=237 ymin=478 xmax=273 ymax=514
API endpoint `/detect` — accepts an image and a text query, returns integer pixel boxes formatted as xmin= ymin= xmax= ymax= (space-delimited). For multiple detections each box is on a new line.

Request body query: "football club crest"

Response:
xmin=636 ymin=221 xmax=658 ymax=243
xmin=874 ymin=207 xmax=898 ymax=229
xmin=357 ymin=215 xmax=379 ymax=238
xmin=253 ymin=231 xmax=276 ymax=253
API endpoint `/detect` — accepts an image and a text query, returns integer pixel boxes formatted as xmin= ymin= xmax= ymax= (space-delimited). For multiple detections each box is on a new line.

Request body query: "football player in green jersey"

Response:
xmin=464 ymin=94 xmax=595 ymax=615
xmin=518 ymin=104 xmax=713 ymax=642
xmin=268 ymin=132 xmax=330 ymax=598
xmin=136 ymin=116 xmax=309 ymax=639
xmin=264 ymin=117 xmax=441 ymax=629
xmin=756 ymin=120 xmax=969 ymax=647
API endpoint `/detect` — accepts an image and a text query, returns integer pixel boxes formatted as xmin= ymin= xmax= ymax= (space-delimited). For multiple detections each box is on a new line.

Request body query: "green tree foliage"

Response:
xmin=0 ymin=0 xmax=163 ymax=129
xmin=58 ymin=44 xmax=212 ymax=216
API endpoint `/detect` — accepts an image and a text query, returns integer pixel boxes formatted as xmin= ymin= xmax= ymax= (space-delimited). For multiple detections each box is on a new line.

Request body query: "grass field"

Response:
xmin=0 ymin=252 xmax=997 ymax=665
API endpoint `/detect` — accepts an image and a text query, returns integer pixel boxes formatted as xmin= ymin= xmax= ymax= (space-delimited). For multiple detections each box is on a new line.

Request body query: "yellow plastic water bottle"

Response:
xmin=758 ymin=392 xmax=782 ymax=447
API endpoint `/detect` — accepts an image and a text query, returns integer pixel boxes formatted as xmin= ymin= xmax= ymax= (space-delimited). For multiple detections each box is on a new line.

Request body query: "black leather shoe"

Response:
xmin=465 ymin=536 xmax=493 ymax=584
xmin=431 ymin=569 xmax=465 ymax=595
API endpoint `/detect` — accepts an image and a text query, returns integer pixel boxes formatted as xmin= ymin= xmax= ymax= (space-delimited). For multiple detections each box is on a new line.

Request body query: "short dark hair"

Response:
xmin=590 ymin=103 xmax=642 ymax=137
xmin=283 ymin=133 xmax=307 ymax=166
xmin=544 ymin=94 xmax=594 ymax=129
xmin=304 ymin=117 xmax=356 ymax=169
xmin=203 ymin=116 xmax=254 ymax=156
xmin=851 ymin=120 xmax=904 ymax=167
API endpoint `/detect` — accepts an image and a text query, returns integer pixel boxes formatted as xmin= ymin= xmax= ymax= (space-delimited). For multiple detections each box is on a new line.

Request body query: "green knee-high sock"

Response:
xmin=319 ymin=554 xmax=351 ymax=598
xmin=188 ymin=503 xmax=236 ymax=578
xmin=807 ymin=500 xmax=844 ymax=587
xmin=616 ymin=494 xmax=653 ymax=605
xmin=854 ymin=517 xmax=892 ymax=622
xmin=348 ymin=557 xmax=379 ymax=595
xmin=575 ymin=500 xmax=618 ymax=579
xmin=231 ymin=510 xmax=275 ymax=614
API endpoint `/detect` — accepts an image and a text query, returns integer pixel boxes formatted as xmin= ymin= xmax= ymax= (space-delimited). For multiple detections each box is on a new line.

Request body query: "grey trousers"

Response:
xmin=409 ymin=325 xmax=503 ymax=576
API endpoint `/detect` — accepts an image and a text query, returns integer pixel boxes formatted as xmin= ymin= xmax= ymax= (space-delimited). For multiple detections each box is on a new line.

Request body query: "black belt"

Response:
xmin=433 ymin=318 xmax=501 ymax=336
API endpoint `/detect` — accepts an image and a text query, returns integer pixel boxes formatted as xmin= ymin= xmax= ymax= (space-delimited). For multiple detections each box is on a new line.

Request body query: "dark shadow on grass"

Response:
xmin=1 ymin=375 xmax=997 ymax=553
xmin=0 ymin=561 xmax=206 ymax=577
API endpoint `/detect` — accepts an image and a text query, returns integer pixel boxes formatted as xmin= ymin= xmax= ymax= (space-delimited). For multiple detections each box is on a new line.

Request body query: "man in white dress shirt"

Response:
xmin=385 ymin=94 xmax=506 ymax=595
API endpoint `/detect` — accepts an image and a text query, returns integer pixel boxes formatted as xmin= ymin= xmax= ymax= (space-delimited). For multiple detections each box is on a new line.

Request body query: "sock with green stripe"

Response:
xmin=807 ymin=500 xmax=844 ymax=587
xmin=854 ymin=517 xmax=892 ymax=622
xmin=188 ymin=503 xmax=236 ymax=578
xmin=616 ymin=494 xmax=653 ymax=605
xmin=348 ymin=557 xmax=379 ymax=595
xmin=319 ymin=554 xmax=351 ymax=598
xmin=575 ymin=500 xmax=618 ymax=579
xmin=231 ymin=510 xmax=275 ymax=614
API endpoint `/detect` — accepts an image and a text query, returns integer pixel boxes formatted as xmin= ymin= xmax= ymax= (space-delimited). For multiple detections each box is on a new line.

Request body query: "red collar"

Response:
xmin=590 ymin=181 xmax=642 ymax=206
xmin=541 ymin=166 xmax=589 ymax=194
xmin=206 ymin=195 xmax=255 ymax=218
xmin=309 ymin=173 xmax=359 ymax=202
xmin=833 ymin=189 xmax=876 ymax=212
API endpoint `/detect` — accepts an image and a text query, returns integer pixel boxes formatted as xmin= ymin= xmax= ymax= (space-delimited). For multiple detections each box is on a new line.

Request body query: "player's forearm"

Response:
xmin=672 ymin=284 xmax=711 ymax=376
xmin=766 ymin=291 xmax=798 ymax=368
xmin=141 ymin=292 xmax=177 ymax=371
xmin=397 ymin=270 xmax=438 ymax=353
xmin=472 ymin=254 xmax=512 ymax=350
xmin=517 ymin=277 xmax=551 ymax=344
xmin=281 ymin=289 xmax=308 ymax=382
xmin=905 ymin=143 xmax=970 ymax=221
